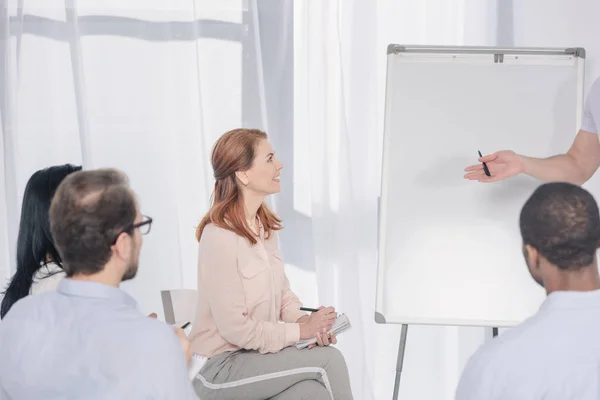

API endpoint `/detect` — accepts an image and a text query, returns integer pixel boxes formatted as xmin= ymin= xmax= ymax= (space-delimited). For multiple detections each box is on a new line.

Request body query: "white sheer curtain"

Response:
xmin=292 ymin=1 xmax=501 ymax=398
xmin=2 ymin=0 xmax=600 ymax=399
xmin=0 ymin=0 xmax=265 ymax=317
xmin=291 ymin=0 xmax=600 ymax=399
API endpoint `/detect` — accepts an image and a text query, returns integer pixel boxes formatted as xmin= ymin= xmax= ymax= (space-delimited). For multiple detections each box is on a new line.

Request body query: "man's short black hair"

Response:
xmin=520 ymin=182 xmax=600 ymax=270
xmin=49 ymin=169 xmax=137 ymax=277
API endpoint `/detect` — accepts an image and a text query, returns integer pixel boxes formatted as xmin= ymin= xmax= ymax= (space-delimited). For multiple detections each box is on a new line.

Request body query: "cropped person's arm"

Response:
xmin=518 ymin=95 xmax=600 ymax=185
xmin=518 ymin=129 xmax=600 ymax=185
xmin=200 ymin=228 xmax=299 ymax=354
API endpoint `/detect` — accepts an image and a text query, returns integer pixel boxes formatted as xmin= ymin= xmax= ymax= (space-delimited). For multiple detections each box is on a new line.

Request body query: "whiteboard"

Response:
xmin=375 ymin=45 xmax=585 ymax=327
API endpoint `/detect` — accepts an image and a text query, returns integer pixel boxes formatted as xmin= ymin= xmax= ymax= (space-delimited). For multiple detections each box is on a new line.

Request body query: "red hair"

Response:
xmin=196 ymin=128 xmax=282 ymax=244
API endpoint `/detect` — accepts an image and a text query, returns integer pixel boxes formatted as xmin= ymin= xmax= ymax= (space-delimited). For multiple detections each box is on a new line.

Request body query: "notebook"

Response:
xmin=188 ymin=353 xmax=206 ymax=380
xmin=296 ymin=313 xmax=352 ymax=349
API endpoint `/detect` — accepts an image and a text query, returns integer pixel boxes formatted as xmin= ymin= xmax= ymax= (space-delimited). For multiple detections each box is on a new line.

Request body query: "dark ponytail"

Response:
xmin=1 ymin=164 xmax=82 ymax=318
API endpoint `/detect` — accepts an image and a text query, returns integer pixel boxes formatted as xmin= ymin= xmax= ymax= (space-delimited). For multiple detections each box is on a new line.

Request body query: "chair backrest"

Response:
xmin=161 ymin=289 xmax=198 ymax=326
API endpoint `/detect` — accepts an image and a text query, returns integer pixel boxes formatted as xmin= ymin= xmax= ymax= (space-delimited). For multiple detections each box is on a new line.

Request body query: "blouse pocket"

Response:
xmin=239 ymin=259 xmax=271 ymax=312
xmin=269 ymin=250 xmax=285 ymax=284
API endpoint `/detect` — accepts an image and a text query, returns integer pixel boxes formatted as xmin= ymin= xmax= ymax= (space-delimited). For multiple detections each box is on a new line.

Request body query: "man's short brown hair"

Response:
xmin=49 ymin=168 xmax=137 ymax=276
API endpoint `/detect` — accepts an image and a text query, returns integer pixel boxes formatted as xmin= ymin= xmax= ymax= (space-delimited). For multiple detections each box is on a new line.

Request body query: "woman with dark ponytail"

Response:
xmin=0 ymin=164 xmax=82 ymax=318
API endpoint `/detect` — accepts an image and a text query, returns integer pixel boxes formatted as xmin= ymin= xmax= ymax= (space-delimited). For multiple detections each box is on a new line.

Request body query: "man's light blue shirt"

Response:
xmin=456 ymin=289 xmax=600 ymax=400
xmin=0 ymin=279 xmax=198 ymax=399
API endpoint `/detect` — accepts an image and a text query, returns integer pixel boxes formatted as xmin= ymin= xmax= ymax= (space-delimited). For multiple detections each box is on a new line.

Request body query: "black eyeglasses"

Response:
xmin=111 ymin=215 xmax=153 ymax=244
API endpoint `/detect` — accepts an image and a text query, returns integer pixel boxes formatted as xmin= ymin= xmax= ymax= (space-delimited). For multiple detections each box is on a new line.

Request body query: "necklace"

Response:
xmin=246 ymin=216 xmax=257 ymax=232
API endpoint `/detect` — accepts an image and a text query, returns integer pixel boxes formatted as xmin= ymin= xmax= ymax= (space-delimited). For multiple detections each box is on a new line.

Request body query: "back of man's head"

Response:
xmin=49 ymin=168 xmax=137 ymax=276
xmin=520 ymin=182 xmax=600 ymax=270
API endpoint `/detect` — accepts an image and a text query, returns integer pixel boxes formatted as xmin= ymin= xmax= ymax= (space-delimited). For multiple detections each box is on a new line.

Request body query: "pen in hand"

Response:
xmin=299 ymin=307 xmax=320 ymax=313
xmin=478 ymin=150 xmax=491 ymax=177
xmin=299 ymin=307 xmax=338 ymax=317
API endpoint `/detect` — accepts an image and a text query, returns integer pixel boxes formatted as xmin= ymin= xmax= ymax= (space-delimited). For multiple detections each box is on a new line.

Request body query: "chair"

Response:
xmin=160 ymin=289 xmax=198 ymax=327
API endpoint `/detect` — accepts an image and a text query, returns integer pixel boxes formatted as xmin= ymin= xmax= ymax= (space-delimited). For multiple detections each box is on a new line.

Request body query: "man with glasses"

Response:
xmin=0 ymin=168 xmax=198 ymax=399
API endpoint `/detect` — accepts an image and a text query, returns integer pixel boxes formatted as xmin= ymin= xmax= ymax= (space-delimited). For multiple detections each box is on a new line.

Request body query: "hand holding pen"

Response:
xmin=298 ymin=306 xmax=336 ymax=341
xmin=464 ymin=150 xmax=525 ymax=183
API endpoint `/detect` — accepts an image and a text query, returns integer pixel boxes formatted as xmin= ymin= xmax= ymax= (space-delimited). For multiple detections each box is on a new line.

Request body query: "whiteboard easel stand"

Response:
xmin=386 ymin=321 xmax=499 ymax=400
xmin=376 ymin=44 xmax=586 ymax=400
xmin=391 ymin=324 xmax=408 ymax=400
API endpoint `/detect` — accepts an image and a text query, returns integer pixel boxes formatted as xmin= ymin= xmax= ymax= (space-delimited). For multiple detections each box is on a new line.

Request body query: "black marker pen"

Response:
xmin=478 ymin=150 xmax=491 ymax=177
xmin=299 ymin=307 xmax=320 ymax=313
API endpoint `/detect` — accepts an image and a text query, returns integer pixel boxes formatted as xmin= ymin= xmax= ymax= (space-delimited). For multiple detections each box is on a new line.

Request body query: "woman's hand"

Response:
xmin=308 ymin=332 xmax=337 ymax=349
xmin=173 ymin=326 xmax=192 ymax=365
xmin=299 ymin=306 xmax=336 ymax=340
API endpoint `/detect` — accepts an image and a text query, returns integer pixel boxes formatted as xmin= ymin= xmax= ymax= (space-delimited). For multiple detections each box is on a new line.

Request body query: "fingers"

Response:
xmin=147 ymin=313 xmax=157 ymax=319
xmin=320 ymin=306 xmax=335 ymax=315
xmin=479 ymin=153 xmax=498 ymax=162
xmin=465 ymin=168 xmax=509 ymax=182
xmin=465 ymin=169 xmax=509 ymax=183
xmin=464 ymin=170 xmax=488 ymax=180
xmin=477 ymin=174 xmax=505 ymax=183
xmin=330 ymin=333 xmax=337 ymax=345
xmin=321 ymin=313 xmax=336 ymax=323
xmin=464 ymin=164 xmax=483 ymax=172
xmin=311 ymin=332 xmax=336 ymax=349
xmin=316 ymin=332 xmax=324 ymax=347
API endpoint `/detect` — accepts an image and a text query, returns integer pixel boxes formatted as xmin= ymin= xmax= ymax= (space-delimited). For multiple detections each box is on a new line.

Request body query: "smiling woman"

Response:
xmin=189 ymin=128 xmax=353 ymax=400
xmin=195 ymin=128 xmax=282 ymax=244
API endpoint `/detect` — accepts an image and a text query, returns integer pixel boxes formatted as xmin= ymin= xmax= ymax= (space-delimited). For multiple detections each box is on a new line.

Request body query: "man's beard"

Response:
xmin=122 ymin=247 xmax=139 ymax=282
xmin=122 ymin=261 xmax=138 ymax=281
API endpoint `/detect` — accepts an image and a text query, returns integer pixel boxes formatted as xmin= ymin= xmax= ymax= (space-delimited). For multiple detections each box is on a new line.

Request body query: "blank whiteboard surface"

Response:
xmin=376 ymin=46 xmax=584 ymax=327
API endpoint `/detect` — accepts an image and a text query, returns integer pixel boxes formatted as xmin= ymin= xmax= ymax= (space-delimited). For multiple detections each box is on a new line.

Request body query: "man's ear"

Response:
xmin=112 ymin=233 xmax=130 ymax=262
xmin=525 ymin=244 xmax=539 ymax=266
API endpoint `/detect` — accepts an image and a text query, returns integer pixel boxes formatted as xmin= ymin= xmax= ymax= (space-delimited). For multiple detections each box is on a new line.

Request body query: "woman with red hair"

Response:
xmin=190 ymin=129 xmax=353 ymax=399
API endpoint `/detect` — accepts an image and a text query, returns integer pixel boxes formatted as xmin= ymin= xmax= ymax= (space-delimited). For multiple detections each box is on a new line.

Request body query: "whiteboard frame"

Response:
xmin=375 ymin=45 xmax=586 ymax=327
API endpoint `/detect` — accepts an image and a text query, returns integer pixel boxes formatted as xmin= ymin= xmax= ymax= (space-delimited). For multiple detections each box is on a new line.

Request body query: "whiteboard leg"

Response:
xmin=484 ymin=326 xmax=499 ymax=343
xmin=392 ymin=324 xmax=408 ymax=400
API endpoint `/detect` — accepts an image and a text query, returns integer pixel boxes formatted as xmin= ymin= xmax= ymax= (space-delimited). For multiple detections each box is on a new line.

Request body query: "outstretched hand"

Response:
xmin=463 ymin=150 xmax=524 ymax=183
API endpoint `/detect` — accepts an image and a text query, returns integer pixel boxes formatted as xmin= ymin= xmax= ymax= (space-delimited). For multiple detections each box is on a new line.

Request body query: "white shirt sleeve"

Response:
xmin=581 ymin=79 xmax=600 ymax=134
xmin=581 ymin=96 xmax=598 ymax=134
